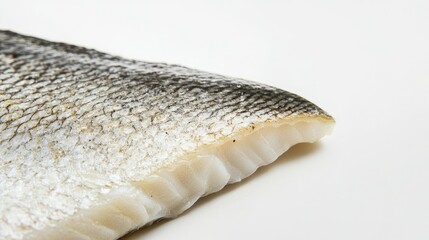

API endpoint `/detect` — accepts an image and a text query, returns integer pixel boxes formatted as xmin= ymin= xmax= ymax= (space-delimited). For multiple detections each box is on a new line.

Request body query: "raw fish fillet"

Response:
xmin=0 ymin=30 xmax=334 ymax=240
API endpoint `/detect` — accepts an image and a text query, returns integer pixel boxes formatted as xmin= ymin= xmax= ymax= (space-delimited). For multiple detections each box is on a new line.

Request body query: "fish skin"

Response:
xmin=0 ymin=30 xmax=333 ymax=239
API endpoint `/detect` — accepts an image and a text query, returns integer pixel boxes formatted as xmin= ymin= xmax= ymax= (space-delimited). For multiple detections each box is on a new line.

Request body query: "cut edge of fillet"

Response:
xmin=26 ymin=116 xmax=334 ymax=240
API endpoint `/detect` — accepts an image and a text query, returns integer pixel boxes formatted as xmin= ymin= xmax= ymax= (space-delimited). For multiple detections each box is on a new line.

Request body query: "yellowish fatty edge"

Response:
xmin=164 ymin=113 xmax=335 ymax=168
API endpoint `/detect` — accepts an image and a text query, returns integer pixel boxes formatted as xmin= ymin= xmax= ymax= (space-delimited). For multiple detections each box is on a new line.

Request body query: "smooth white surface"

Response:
xmin=1 ymin=1 xmax=428 ymax=239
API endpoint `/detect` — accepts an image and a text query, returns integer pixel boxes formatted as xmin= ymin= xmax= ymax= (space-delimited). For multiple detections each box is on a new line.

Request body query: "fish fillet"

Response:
xmin=0 ymin=30 xmax=334 ymax=240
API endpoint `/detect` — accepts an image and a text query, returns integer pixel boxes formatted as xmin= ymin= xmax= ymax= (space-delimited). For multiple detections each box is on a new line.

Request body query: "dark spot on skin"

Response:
xmin=233 ymin=139 xmax=236 ymax=142
xmin=252 ymin=126 xmax=255 ymax=130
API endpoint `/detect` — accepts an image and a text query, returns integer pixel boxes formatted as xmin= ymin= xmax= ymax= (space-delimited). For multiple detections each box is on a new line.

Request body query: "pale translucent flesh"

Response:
xmin=27 ymin=118 xmax=334 ymax=240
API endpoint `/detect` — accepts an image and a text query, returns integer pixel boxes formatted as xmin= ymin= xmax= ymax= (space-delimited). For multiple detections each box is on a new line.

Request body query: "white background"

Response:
xmin=1 ymin=1 xmax=428 ymax=239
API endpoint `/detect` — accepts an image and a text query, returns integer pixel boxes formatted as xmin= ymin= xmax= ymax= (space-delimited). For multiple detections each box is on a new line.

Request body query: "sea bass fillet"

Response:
xmin=0 ymin=30 xmax=334 ymax=240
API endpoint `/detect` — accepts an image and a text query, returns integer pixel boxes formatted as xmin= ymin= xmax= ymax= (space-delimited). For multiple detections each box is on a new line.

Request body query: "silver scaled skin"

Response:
xmin=0 ymin=31 xmax=334 ymax=240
